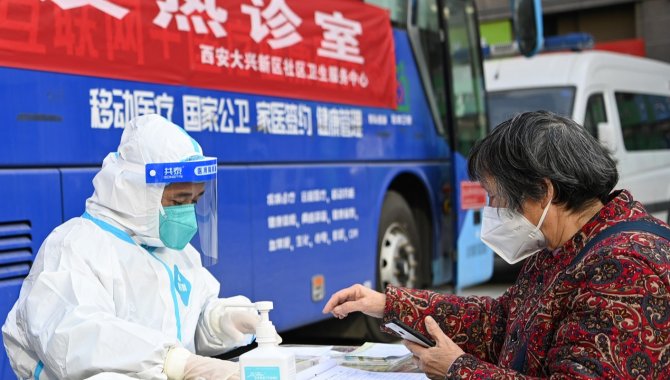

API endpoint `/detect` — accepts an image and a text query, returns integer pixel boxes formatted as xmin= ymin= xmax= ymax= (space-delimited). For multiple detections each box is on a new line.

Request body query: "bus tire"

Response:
xmin=365 ymin=190 xmax=423 ymax=342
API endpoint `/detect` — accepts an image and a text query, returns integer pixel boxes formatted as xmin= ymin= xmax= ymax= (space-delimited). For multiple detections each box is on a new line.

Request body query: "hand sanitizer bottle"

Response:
xmin=239 ymin=301 xmax=296 ymax=380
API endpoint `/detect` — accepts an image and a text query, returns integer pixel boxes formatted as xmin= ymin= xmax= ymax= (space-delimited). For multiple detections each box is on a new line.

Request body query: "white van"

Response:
xmin=485 ymin=51 xmax=670 ymax=223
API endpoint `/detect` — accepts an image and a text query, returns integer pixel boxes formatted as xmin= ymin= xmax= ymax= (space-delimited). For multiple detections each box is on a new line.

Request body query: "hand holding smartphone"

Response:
xmin=384 ymin=318 xmax=436 ymax=347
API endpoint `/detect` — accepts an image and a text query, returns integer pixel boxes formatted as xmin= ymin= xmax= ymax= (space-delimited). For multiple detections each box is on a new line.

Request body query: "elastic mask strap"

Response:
xmin=159 ymin=204 xmax=167 ymax=217
xmin=533 ymin=200 xmax=551 ymax=232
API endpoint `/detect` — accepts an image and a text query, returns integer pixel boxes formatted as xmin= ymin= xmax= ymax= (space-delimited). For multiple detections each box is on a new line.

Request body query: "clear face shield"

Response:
xmin=146 ymin=158 xmax=218 ymax=266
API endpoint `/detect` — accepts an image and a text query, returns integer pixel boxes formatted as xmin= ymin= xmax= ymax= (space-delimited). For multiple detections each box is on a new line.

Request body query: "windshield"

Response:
xmin=487 ymin=87 xmax=575 ymax=127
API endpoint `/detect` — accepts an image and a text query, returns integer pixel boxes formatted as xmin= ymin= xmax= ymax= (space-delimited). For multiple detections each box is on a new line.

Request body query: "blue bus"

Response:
xmin=0 ymin=0 xmax=492 ymax=375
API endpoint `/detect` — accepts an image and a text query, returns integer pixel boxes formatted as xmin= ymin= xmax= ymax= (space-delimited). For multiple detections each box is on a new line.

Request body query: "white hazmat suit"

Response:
xmin=2 ymin=115 xmax=257 ymax=380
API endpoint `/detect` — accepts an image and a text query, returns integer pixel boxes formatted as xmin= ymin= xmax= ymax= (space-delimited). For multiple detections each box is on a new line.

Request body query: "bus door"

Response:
xmin=410 ymin=0 xmax=491 ymax=290
xmin=442 ymin=0 xmax=492 ymax=290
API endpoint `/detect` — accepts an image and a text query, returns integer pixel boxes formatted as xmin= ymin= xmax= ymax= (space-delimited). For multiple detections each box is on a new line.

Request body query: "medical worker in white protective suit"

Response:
xmin=2 ymin=114 xmax=262 ymax=380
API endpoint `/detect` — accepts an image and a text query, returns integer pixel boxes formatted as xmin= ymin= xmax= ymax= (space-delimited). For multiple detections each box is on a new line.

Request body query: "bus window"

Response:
xmin=584 ymin=93 xmax=607 ymax=138
xmin=412 ymin=0 xmax=449 ymax=134
xmin=444 ymin=0 xmax=487 ymax=155
xmin=365 ymin=0 xmax=408 ymax=28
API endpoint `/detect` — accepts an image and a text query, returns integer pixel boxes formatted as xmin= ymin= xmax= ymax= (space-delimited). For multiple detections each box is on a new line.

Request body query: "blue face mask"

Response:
xmin=159 ymin=204 xmax=198 ymax=250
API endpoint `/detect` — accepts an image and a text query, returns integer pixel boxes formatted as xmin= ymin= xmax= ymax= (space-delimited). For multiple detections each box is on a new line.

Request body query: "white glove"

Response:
xmin=184 ymin=355 xmax=239 ymax=380
xmin=209 ymin=296 xmax=261 ymax=346
xmin=164 ymin=347 xmax=239 ymax=380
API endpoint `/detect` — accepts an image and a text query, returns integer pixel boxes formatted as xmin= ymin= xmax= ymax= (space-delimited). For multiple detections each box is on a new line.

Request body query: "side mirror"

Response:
xmin=512 ymin=0 xmax=543 ymax=57
xmin=597 ymin=122 xmax=617 ymax=152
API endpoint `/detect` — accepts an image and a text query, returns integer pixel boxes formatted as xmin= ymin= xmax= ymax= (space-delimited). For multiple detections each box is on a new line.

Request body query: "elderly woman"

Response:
xmin=323 ymin=111 xmax=670 ymax=379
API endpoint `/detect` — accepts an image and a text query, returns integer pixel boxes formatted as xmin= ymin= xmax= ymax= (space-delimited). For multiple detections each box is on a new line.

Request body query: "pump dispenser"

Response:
xmin=239 ymin=301 xmax=296 ymax=380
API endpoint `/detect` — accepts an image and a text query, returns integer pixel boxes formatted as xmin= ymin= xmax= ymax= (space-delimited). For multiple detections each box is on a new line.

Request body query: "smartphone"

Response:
xmin=384 ymin=318 xmax=436 ymax=348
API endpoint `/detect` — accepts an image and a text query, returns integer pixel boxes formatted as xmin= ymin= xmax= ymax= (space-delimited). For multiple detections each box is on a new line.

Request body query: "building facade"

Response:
xmin=475 ymin=0 xmax=670 ymax=63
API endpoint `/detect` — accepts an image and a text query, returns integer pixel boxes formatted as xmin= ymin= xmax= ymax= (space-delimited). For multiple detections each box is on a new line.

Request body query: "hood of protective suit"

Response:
xmin=86 ymin=114 xmax=205 ymax=247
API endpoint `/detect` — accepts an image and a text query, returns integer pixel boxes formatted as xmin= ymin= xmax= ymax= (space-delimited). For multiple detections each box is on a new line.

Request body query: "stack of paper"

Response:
xmin=340 ymin=342 xmax=412 ymax=372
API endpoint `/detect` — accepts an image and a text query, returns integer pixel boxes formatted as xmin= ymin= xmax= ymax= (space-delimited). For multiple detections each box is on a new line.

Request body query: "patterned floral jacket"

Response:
xmin=382 ymin=190 xmax=670 ymax=379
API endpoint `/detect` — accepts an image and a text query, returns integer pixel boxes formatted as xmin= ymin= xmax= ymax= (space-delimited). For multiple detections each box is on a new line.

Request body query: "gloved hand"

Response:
xmin=164 ymin=347 xmax=239 ymax=380
xmin=209 ymin=296 xmax=261 ymax=346
xmin=183 ymin=355 xmax=239 ymax=380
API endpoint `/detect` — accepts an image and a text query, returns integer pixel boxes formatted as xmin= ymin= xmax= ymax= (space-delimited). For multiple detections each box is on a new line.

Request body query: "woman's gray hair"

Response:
xmin=468 ymin=111 xmax=618 ymax=212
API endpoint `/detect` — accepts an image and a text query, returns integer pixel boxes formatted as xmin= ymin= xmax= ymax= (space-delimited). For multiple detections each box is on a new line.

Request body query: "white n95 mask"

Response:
xmin=480 ymin=201 xmax=551 ymax=264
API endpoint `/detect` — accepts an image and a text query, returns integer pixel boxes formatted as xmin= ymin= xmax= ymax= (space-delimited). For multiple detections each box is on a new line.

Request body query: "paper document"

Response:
xmin=304 ymin=365 xmax=429 ymax=379
xmin=296 ymin=358 xmax=338 ymax=380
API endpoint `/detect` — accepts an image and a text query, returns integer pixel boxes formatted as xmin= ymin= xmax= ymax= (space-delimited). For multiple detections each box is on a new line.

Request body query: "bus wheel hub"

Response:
xmin=379 ymin=222 xmax=417 ymax=288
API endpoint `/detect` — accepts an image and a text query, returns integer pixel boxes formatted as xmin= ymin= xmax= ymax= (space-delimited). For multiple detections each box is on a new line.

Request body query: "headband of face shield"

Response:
xmin=146 ymin=157 xmax=218 ymax=266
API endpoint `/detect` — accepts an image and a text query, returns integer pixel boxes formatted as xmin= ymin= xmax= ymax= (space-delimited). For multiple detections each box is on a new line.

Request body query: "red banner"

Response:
xmin=0 ymin=0 xmax=396 ymax=108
